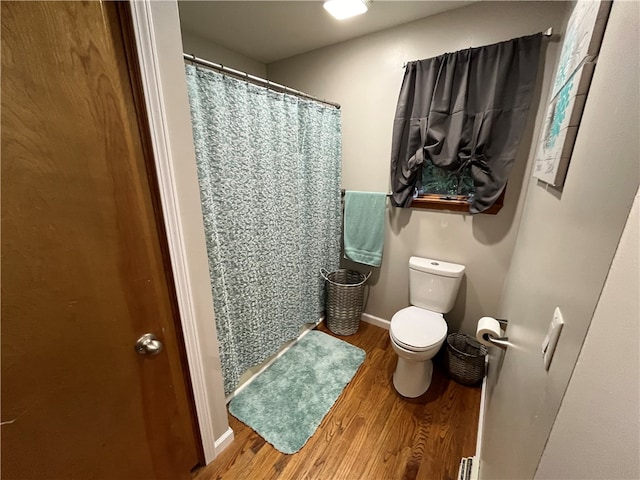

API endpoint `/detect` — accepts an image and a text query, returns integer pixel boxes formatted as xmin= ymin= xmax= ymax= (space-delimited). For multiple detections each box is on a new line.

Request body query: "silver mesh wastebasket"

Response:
xmin=320 ymin=268 xmax=371 ymax=336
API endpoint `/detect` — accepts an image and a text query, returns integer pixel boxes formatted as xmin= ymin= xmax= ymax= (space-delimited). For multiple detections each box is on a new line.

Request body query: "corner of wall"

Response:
xmin=130 ymin=0 xmax=232 ymax=464
xmin=180 ymin=29 xmax=267 ymax=78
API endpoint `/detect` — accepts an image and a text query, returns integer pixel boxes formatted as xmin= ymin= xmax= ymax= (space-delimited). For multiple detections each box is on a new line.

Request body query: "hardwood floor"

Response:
xmin=196 ymin=322 xmax=481 ymax=480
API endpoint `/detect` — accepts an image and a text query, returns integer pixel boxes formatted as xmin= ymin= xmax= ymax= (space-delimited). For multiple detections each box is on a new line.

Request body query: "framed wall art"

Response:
xmin=533 ymin=1 xmax=612 ymax=187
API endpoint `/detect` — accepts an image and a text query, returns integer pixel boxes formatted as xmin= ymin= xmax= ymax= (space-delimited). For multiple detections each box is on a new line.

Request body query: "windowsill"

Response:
xmin=410 ymin=191 xmax=504 ymax=215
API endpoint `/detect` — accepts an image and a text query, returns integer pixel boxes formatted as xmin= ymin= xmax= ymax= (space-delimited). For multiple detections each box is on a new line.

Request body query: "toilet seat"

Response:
xmin=390 ymin=306 xmax=447 ymax=352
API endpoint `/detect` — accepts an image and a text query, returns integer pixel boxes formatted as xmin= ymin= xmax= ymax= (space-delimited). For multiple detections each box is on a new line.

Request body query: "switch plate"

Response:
xmin=542 ymin=307 xmax=564 ymax=370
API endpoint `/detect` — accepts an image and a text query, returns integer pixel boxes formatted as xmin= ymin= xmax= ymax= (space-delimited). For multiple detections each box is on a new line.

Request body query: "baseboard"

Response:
xmin=213 ymin=427 xmax=234 ymax=457
xmin=225 ymin=317 xmax=322 ymax=404
xmin=475 ymin=358 xmax=489 ymax=455
xmin=361 ymin=312 xmax=390 ymax=330
xmin=472 ymin=357 xmax=489 ymax=477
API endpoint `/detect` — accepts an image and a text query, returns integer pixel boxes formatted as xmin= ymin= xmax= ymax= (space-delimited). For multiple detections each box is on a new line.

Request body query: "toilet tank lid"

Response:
xmin=409 ymin=257 xmax=465 ymax=277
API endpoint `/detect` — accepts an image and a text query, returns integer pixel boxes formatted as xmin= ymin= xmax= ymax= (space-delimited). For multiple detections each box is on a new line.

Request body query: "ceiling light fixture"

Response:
xmin=323 ymin=0 xmax=371 ymax=20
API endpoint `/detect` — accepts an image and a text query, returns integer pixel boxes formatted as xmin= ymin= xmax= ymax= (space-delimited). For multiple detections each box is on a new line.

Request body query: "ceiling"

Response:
xmin=178 ymin=1 xmax=472 ymax=64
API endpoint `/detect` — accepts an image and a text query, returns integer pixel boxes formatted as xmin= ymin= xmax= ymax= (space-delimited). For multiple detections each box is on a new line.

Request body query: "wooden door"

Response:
xmin=1 ymin=2 xmax=202 ymax=479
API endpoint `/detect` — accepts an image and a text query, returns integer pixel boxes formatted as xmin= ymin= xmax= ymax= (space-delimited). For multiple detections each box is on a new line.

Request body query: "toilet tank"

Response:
xmin=409 ymin=257 xmax=465 ymax=313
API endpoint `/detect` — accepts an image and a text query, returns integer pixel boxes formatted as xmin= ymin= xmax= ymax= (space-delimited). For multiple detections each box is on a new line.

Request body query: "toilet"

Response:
xmin=390 ymin=256 xmax=465 ymax=398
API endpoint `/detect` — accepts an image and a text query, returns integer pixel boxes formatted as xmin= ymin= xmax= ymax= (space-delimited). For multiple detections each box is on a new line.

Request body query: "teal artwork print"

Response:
xmin=533 ymin=1 xmax=611 ymax=186
xmin=547 ymin=74 xmax=574 ymax=150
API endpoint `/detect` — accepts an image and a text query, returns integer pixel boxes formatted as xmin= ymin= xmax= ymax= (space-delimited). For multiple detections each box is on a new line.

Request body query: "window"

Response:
xmin=412 ymin=160 xmax=505 ymax=214
xmin=390 ymin=33 xmax=541 ymax=215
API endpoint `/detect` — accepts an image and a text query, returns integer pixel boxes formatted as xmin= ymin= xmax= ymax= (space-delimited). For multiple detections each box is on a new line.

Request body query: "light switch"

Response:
xmin=542 ymin=307 xmax=564 ymax=370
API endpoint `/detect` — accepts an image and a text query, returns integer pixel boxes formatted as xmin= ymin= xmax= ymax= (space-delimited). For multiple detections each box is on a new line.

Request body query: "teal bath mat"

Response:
xmin=229 ymin=330 xmax=365 ymax=454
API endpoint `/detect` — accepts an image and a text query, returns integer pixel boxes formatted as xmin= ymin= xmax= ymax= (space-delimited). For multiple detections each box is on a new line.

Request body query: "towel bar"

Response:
xmin=340 ymin=189 xmax=392 ymax=197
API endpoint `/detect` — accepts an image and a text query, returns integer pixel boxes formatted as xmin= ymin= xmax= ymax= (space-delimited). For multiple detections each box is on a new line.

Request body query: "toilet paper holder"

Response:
xmin=483 ymin=318 xmax=509 ymax=349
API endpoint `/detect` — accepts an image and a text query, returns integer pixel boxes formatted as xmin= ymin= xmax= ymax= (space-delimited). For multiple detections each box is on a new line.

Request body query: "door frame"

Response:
xmin=127 ymin=1 xmax=233 ymax=463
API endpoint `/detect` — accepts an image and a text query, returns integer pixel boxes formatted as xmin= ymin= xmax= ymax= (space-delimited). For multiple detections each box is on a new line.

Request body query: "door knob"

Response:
xmin=135 ymin=333 xmax=163 ymax=356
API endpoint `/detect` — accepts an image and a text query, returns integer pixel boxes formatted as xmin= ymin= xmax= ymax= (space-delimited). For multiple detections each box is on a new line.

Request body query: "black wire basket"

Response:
xmin=445 ymin=333 xmax=487 ymax=386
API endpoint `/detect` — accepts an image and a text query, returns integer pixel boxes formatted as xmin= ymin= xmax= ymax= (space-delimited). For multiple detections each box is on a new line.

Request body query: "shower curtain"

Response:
xmin=185 ymin=64 xmax=342 ymax=396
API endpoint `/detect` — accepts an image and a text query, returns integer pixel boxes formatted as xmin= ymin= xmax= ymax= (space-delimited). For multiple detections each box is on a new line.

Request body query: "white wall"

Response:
xmin=268 ymin=1 xmax=568 ymax=335
xmin=480 ymin=1 xmax=640 ymax=478
xmin=536 ymin=191 xmax=639 ymax=479
xmin=180 ymin=30 xmax=267 ymax=78
xmin=162 ymin=1 xmax=639 ymax=471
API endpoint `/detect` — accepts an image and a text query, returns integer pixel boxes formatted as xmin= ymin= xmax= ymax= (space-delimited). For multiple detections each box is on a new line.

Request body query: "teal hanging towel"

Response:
xmin=343 ymin=191 xmax=387 ymax=267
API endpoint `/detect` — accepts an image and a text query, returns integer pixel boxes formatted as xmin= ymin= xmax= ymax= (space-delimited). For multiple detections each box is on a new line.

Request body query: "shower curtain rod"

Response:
xmin=183 ymin=53 xmax=341 ymax=110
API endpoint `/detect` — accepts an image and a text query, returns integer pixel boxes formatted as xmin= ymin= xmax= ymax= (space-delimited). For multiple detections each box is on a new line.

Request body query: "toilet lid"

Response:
xmin=390 ymin=306 xmax=447 ymax=351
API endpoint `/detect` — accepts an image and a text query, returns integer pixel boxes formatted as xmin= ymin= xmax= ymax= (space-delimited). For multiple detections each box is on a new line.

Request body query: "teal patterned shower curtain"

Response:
xmin=185 ymin=64 xmax=342 ymax=396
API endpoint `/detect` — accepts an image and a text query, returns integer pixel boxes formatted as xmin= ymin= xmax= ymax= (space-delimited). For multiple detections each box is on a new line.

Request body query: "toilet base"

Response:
xmin=392 ymin=356 xmax=434 ymax=398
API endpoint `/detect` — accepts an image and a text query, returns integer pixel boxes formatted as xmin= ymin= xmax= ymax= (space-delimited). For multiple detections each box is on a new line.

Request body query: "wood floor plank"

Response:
xmin=195 ymin=322 xmax=481 ymax=480
xmin=278 ymin=346 xmax=388 ymax=480
xmin=306 ymin=349 xmax=399 ymax=480
xmin=365 ymin=389 xmax=422 ymax=479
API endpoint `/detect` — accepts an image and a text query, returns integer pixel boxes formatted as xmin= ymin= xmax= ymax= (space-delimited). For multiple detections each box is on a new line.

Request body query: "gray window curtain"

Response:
xmin=390 ymin=33 xmax=542 ymax=213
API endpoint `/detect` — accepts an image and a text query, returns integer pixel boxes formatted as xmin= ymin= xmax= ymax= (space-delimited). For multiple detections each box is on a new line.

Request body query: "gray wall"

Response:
xmin=480 ymin=1 xmax=640 ymax=478
xmin=536 ymin=190 xmax=639 ymax=479
xmin=268 ymin=1 xmax=568 ymax=335
xmin=180 ymin=30 xmax=267 ymax=78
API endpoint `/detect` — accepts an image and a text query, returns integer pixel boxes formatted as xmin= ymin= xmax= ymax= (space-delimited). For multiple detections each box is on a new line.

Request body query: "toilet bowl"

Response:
xmin=390 ymin=306 xmax=447 ymax=397
xmin=389 ymin=257 xmax=465 ymax=398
